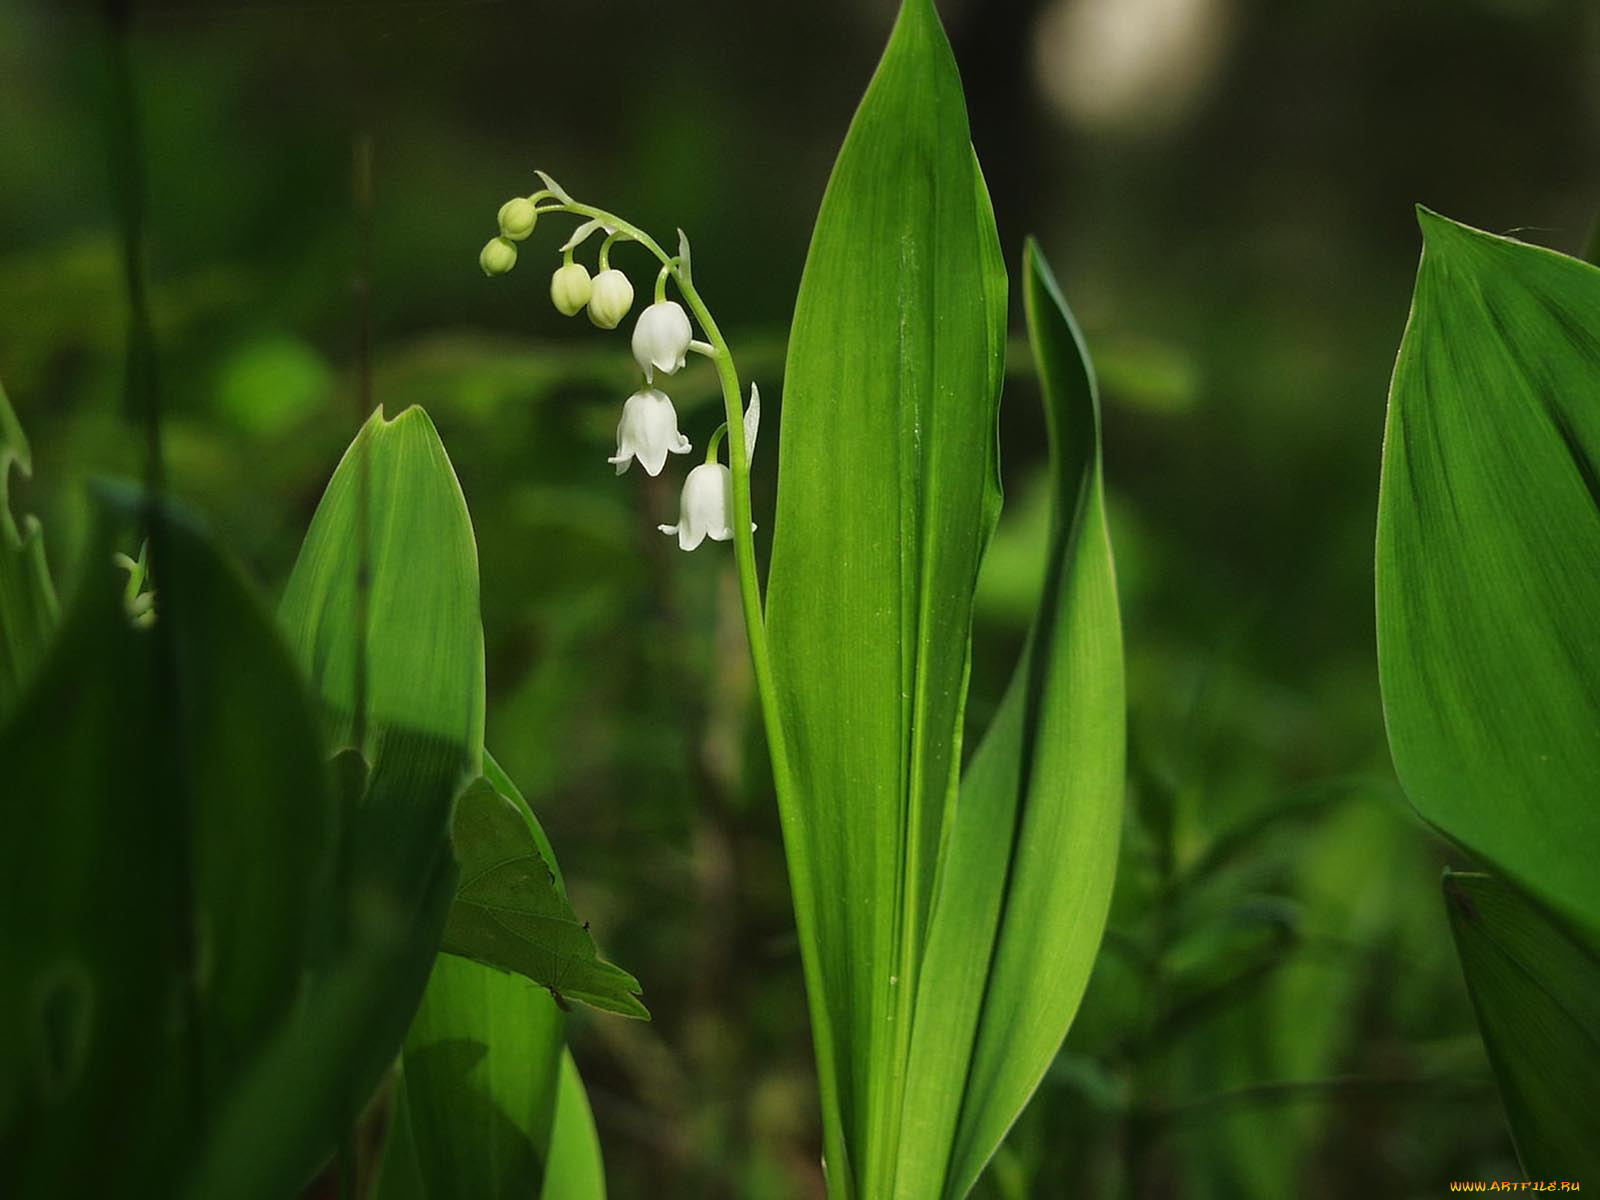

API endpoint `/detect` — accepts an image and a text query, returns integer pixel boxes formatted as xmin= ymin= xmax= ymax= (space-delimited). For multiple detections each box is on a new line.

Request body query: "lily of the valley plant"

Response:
xmin=478 ymin=3 xmax=1124 ymax=1197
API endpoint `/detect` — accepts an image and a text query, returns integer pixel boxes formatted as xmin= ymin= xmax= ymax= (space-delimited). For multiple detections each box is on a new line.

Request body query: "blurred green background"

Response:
xmin=4 ymin=0 xmax=1598 ymax=1195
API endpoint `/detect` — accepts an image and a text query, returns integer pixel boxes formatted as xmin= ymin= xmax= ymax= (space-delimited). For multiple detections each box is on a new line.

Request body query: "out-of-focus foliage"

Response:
xmin=0 ymin=491 xmax=330 ymax=1197
xmin=0 ymin=376 xmax=57 ymax=716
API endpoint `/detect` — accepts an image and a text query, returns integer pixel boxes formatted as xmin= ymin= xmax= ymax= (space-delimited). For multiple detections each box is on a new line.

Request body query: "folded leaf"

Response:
xmin=1444 ymin=871 xmax=1600 ymax=1179
xmin=1377 ymin=210 xmax=1600 ymax=934
xmin=897 ymin=241 xmax=1124 ymax=1199
xmin=764 ymin=0 xmax=1007 ymax=1189
xmin=442 ymin=777 xmax=647 ymax=1019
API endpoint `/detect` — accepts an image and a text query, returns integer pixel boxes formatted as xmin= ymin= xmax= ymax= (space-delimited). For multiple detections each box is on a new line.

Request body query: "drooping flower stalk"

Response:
xmin=475 ymin=179 xmax=791 ymax=823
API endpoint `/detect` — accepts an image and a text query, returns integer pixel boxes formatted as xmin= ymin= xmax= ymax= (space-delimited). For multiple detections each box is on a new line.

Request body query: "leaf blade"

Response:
xmin=897 ymin=240 xmax=1124 ymax=1200
xmin=763 ymin=0 xmax=1007 ymax=1188
xmin=1376 ymin=210 xmax=1600 ymax=933
xmin=1444 ymin=871 xmax=1600 ymax=1179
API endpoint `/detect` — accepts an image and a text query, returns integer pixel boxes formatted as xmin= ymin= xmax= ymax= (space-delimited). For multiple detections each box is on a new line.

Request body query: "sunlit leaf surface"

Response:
xmin=763 ymin=0 xmax=1007 ymax=1189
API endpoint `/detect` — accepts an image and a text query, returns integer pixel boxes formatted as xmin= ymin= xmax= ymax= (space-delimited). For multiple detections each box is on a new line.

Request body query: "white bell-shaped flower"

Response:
xmin=659 ymin=462 xmax=736 ymax=551
xmin=587 ymin=269 xmax=635 ymax=329
xmin=631 ymin=300 xmax=694 ymax=382
xmin=609 ymin=387 xmax=691 ymax=477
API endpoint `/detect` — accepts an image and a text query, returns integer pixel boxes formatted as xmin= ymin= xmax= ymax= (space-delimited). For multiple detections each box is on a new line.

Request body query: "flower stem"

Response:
xmin=542 ymin=194 xmax=851 ymax=1189
xmin=705 ymin=422 xmax=728 ymax=465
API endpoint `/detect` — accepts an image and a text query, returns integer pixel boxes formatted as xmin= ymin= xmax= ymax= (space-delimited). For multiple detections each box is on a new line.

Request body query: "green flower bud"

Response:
xmin=498 ymin=196 xmax=538 ymax=241
xmin=479 ymin=236 xmax=518 ymax=277
xmin=587 ymin=268 xmax=635 ymax=329
xmin=550 ymin=261 xmax=593 ymax=317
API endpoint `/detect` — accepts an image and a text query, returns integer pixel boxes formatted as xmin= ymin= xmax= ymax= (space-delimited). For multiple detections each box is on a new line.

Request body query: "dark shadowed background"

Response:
xmin=4 ymin=0 xmax=1598 ymax=1194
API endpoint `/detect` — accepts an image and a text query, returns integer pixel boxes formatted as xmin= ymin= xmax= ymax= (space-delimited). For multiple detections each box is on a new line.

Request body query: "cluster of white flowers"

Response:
xmin=479 ymin=177 xmax=758 ymax=552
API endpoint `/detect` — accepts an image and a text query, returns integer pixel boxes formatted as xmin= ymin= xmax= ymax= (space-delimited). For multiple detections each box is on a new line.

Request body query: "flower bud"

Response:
xmin=587 ymin=269 xmax=635 ymax=329
xmin=479 ymin=236 xmax=518 ymax=277
xmin=497 ymin=196 xmax=538 ymax=241
xmin=550 ymin=262 xmax=593 ymax=317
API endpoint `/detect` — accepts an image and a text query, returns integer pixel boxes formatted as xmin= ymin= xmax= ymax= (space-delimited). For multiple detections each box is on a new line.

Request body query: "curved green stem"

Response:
xmin=705 ymin=422 xmax=728 ymax=465
xmin=538 ymin=193 xmax=851 ymax=1190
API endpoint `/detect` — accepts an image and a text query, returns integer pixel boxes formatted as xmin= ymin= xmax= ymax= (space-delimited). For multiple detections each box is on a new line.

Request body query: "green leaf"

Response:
xmin=1444 ymin=871 xmax=1600 ymax=1179
xmin=441 ymin=776 xmax=647 ymax=1020
xmin=896 ymin=241 xmax=1124 ymax=1199
xmin=763 ymin=0 xmax=1007 ymax=1190
xmin=541 ymin=1051 xmax=607 ymax=1200
xmin=278 ymin=404 xmax=486 ymax=766
xmin=394 ymin=756 xmax=617 ymax=1199
xmin=192 ymin=404 xmax=490 ymax=1196
xmin=0 ymin=495 xmax=328 ymax=1196
xmin=0 ymin=377 xmax=58 ymax=720
xmin=1376 ymin=210 xmax=1600 ymax=934
xmin=399 ymin=953 xmax=567 ymax=1199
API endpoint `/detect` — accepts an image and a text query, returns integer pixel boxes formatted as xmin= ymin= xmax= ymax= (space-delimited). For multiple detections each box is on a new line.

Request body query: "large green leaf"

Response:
xmin=192 ymin=404 xmax=488 ymax=1196
xmin=0 ymin=495 xmax=328 ymax=1196
xmin=441 ymin=775 xmax=647 ymax=1019
xmin=1377 ymin=210 xmax=1600 ymax=934
xmin=763 ymin=0 xmax=1007 ymax=1190
xmin=0 ymin=377 xmax=58 ymax=719
xmin=896 ymin=241 xmax=1124 ymax=1199
xmin=1444 ymin=871 xmax=1600 ymax=1179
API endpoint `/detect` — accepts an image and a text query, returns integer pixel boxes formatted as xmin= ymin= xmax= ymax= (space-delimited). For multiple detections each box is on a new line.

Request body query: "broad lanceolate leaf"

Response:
xmin=0 ymin=378 xmax=58 ymax=720
xmin=764 ymin=0 xmax=1007 ymax=1191
xmin=0 ymin=496 xmax=328 ymax=1197
xmin=442 ymin=776 xmax=647 ymax=1019
xmin=896 ymin=242 xmax=1124 ymax=1199
xmin=1377 ymin=210 xmax=1600 ymax=935
xmin=1444 ymin=871 xmax=1600 ymax=1179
